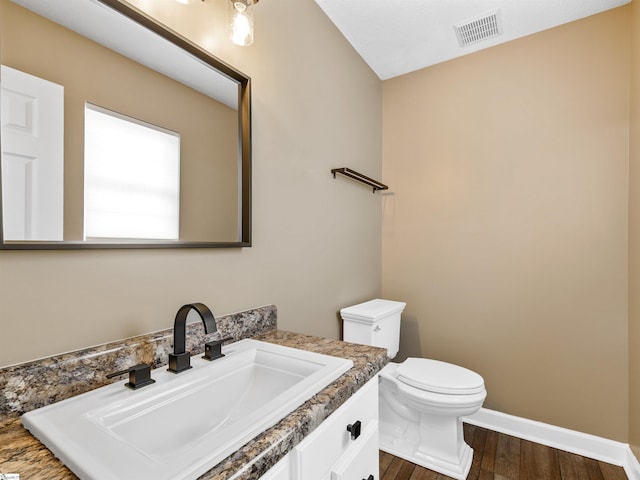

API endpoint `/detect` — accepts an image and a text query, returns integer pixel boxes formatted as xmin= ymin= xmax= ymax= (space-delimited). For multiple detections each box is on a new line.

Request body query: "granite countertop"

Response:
xmin=0 ymin=329 xmax=388 ymax=480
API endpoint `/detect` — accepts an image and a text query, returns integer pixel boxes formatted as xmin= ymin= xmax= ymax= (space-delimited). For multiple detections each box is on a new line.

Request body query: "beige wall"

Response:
xmin=0 ymin=0 xmax=382 ymax=366
xmin=629 ymin=0 xmax=640 ymax=460
xmin=382 ymin=8 xmax=630 ymax=441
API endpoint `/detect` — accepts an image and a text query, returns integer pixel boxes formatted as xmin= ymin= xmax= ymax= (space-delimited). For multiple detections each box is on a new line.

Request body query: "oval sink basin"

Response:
xmin=22 ymin=339 xmax=353 ymax=480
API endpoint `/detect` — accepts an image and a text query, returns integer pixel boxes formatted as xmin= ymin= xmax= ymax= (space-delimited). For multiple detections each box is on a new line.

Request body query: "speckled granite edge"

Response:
xmin=0 ymin=305 xmax=277 ymax=418
xmin=0 ymin=329 xmax=388 ymax=480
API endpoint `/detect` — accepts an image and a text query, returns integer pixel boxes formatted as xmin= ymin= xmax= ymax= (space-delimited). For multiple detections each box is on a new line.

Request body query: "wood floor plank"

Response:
xmin=384 ymin=456 xmax=408 ymax=480
xmin=408 ymin=464 xmax=450 ymax=480
xmin=583 ymin=457 xmax=606 ymax=480
xmin=557 ymin=450 xmax=585 ymax=480
xmin=396 ymin=459 xmax=418 ymax=480
xmin=467 ymin=425 xmax=488 ymax=480
xmin=385 ymin=456 xmax=417 ymax=480
xmin=380 ymin=450 xmax=395 ymax=476
xmin=519 ymin=440 xmax=562 ymax=480
xmin=464 ymin=423 xmax=477 ymax=446
xmin=478 ymin=470 xmax=494 ymax=480
xmin=481 ymin=429 xmax=499 ymax=473
xmin=494 ymin=432 xmax=520 ymax=480
xmin=558 ymin=450 xmax=604 ymax=480
xmin=598 ymin=461 xmax=628 ymax=480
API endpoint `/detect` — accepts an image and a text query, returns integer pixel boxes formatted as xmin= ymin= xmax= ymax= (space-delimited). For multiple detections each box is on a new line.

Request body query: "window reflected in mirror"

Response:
xmin=84 ymin=104 xmax=181 ymax=241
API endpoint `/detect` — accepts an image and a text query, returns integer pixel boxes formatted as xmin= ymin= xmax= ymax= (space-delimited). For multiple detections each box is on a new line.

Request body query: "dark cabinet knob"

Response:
xmin=346 ymin=420 xmax=362 ymax=440
xmin=363 ymin=476 xmax=374 ymax=480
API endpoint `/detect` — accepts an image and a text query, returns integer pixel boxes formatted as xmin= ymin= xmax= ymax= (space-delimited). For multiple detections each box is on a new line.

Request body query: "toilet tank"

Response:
xmin=340 ymin=299 xmax=406 ymax=359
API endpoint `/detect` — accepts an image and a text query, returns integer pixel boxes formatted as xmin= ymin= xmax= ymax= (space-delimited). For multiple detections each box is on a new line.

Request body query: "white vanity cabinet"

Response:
xmin=258 ymin=456 xmax=291 ymax=480
xmin=259 ymin=377 xmax=379 ymax=480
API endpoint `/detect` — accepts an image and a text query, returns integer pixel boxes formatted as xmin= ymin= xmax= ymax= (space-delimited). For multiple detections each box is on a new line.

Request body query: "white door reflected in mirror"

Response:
xmin=1 ymin=65 xmax=64 ymax=241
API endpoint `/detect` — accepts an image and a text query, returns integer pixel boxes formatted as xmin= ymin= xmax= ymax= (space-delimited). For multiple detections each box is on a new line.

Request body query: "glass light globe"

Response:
xmin=228 ymin=0 xmax=255 ymax=46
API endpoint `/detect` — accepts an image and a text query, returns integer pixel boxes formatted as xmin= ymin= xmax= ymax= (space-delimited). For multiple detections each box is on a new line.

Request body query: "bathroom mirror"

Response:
xmin=0 ymin=0 xmax=251 ymax=249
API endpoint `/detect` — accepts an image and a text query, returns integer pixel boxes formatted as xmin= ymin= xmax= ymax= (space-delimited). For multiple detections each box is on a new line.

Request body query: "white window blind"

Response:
xmin=84 ymin=104 xmax=180 ymax=240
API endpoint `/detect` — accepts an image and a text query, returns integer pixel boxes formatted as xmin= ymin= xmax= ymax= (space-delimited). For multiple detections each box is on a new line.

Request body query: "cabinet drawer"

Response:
xmin=331 ymin=421 xmax=379 ymax=480
xmin=291 ymin=378 xmax=378 ymax=480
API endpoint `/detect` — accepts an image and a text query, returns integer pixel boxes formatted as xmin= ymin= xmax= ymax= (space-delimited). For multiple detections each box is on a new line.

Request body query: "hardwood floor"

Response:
xmin=379 ymin=424 xmax=628 ymax=480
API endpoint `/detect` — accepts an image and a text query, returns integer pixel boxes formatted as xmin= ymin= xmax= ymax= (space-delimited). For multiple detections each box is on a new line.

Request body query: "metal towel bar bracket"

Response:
xmin=331 ymin=168 xmax=388 ymax=193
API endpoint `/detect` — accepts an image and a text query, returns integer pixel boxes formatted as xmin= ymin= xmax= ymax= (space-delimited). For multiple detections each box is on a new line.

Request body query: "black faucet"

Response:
xmin=168 ymin=302 xmax=217 ymax=373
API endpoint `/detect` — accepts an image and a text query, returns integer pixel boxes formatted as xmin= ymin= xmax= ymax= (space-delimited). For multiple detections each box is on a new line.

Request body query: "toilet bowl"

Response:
xmin=340 ymin=299 xmax=487 ymax=480
xmin=378 ymin=360 xmax=486 ymax=479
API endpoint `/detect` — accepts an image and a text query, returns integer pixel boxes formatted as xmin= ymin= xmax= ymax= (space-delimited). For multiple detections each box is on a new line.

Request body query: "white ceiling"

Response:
xmin=312 ymin=0 xmax=631 ymax=80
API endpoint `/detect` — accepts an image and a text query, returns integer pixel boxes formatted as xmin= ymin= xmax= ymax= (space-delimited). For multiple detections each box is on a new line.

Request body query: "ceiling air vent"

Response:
xmin=454 ymin=10 xmax=502 ymax=47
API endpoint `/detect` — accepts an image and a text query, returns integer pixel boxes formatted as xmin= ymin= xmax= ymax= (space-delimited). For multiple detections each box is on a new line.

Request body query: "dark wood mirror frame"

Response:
xmin=0 ymin=0 xmax=251 ymax=250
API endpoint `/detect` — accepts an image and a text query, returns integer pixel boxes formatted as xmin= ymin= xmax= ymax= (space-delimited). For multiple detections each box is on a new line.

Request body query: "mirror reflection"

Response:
xmin=0 ymin=0 xmax=251 ymax=248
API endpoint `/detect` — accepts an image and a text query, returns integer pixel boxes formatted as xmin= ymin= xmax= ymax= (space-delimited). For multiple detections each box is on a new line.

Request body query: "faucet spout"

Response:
xmin=169 ymin=302 xmax=217 ymax=373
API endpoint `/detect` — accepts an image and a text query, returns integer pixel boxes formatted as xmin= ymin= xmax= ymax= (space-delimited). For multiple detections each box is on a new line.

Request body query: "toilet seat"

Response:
xmin=396 ymin=358 xmax=485 ymax=395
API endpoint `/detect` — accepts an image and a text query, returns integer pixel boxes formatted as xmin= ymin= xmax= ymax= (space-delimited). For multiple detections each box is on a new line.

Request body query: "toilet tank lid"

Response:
xmin=340 ymin=299 xmax=406 ymax=323
xmin=396 ymin=358 xmax=485 ymax=395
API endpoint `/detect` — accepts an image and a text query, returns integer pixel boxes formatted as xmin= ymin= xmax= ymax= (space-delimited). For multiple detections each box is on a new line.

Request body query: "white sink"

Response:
xmin=22 ymin=339 xmax=353 ymax=480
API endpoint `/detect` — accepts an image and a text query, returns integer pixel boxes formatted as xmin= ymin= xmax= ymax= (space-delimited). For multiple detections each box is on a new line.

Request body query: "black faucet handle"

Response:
xmin=106 ymin=363 xmax=155 ymax=390
xmin=168 ymin=351 xmax=192 ymax=373
xmin=203 ymin=337 xmax=233 ymax=361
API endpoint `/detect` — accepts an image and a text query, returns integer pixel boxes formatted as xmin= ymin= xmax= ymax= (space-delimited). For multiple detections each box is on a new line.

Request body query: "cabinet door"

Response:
xmin=331 ymin=421 xmax=379 ymax=480
xmin=291 ymin=378 xmax=378 ymax=480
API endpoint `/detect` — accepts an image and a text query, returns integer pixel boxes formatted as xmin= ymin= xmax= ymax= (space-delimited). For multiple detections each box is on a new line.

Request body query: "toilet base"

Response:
xmin=380 ymin=430 xmax=473 ymax=480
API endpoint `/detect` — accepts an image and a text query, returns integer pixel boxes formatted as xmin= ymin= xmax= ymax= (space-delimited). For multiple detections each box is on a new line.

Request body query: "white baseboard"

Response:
xmin=464 ymin=407 xmax=640 ymax=480
xmin=625 ymin=448 xmax=640 ymax=480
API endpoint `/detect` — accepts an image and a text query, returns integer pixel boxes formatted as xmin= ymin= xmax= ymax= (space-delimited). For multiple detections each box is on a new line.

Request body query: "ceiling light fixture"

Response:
xmin=228 ymin=0 xmax=258 ymax=47
xmin=174 ymin=0 xmax=259 ymax=47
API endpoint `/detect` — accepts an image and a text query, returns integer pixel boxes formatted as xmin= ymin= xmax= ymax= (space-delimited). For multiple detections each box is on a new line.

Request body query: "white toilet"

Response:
xmin=340 ymin=299 xmax=487 ymax=480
